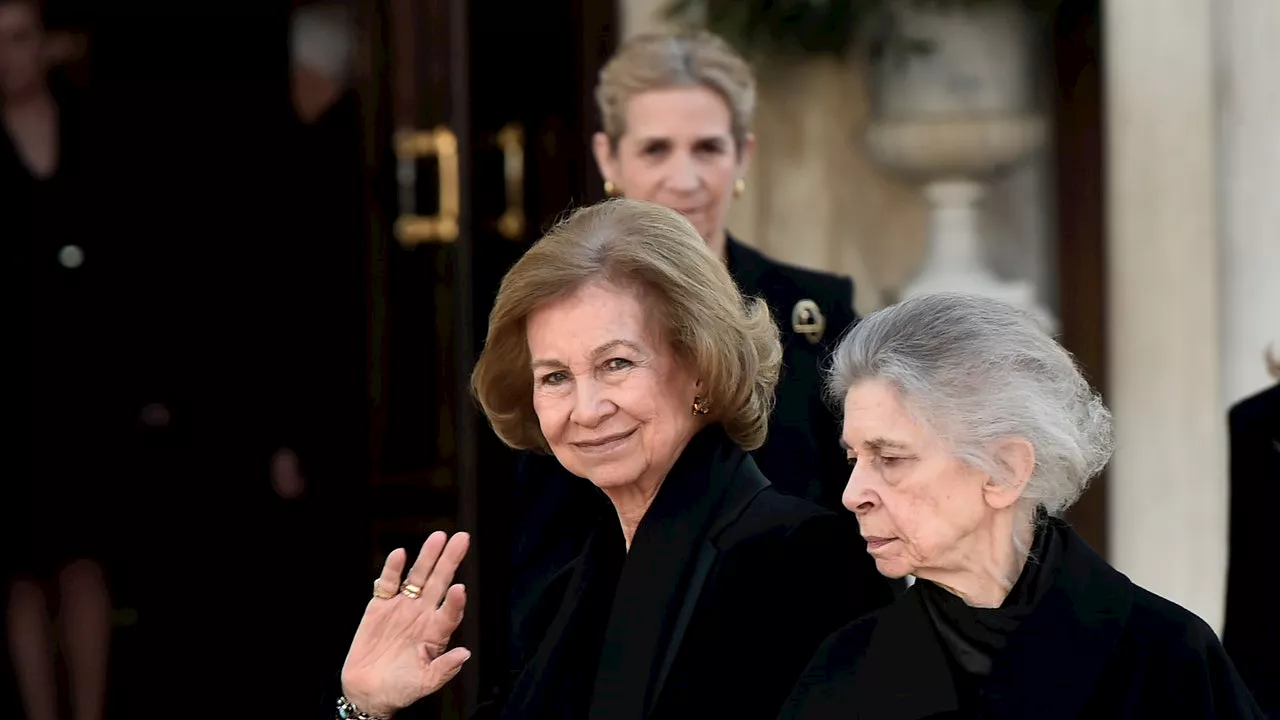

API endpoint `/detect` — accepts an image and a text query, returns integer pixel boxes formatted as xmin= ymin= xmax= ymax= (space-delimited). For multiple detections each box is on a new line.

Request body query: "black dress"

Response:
xmin=781 ymin=515 xmax=1266 ymax=719
xmin=2 ymin=78 xmax=117 ymax=580
xmin=325 ymin=426 xmax=895 ymax=719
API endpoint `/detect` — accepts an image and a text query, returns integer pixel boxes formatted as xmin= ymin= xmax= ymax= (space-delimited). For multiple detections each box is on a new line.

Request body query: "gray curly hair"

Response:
xmin=826 ymin=293 xmax=1114 ymax=523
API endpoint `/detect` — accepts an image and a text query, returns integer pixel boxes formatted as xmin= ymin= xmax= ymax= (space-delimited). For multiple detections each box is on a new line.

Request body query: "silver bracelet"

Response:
xmin=336 ymin=695 xmax=391 ymax=720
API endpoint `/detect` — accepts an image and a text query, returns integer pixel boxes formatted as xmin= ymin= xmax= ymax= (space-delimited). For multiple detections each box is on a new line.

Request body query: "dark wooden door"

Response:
xmin=360 ymin=0 xmax=486 ymax=715
xmin=0 ymin=3 xmax=610 ymax=715
xmin=356 ymin=0 xmax=616 ymax=714
xmin=1052 ymin=0 xmax=1108 ymax=557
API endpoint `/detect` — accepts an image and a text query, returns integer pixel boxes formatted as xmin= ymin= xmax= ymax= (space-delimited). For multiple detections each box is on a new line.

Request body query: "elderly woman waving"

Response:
xmin=330 ymin=199 xmax=894 ymax=720
xmin=781 ymin=293 xmax=1265 ymax=719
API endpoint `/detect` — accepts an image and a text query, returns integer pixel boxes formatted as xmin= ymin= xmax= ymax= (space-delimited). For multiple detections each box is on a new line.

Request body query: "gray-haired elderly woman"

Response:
xmin=780 ymin=293 xmax=1264 ymax=719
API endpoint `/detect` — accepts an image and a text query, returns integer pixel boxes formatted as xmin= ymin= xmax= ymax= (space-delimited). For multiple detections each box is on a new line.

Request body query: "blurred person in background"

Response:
xmin=1 ymin=0 xmax=112 ymax=718
xmin=1223 ymin=366 xmax=1280 ymax=718
xmin=256 ymin=0 xmax=373 ymax=710
xmin=511 ymin=30 xmax=875 ymax=644
xmin=589 ymin=30 xmax=858 ymax=510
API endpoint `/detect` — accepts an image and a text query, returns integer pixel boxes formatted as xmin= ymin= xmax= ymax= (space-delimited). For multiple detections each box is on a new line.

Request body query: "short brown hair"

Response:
xmin=472 ymin=198 xmax=781 ymax=452
xmin=595 ymin=30 xmax=756 ymax=151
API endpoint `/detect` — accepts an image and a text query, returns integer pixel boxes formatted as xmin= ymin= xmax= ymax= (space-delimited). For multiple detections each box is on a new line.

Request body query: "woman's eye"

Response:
xmin=540 ymin=371 xmax=567 ymax=386
xmin=846 ymin=456 xmax=858 ymax=468
xmin=604 ymin=358 xmax=633 ymax=371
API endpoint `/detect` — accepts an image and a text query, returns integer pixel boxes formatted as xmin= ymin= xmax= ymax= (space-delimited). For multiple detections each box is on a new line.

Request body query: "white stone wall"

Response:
xmin=1216 ymin=0 xmax=1280 ymax=408
xmin=1104 ymin=0 xmax=1226 ymax=632
xmin=1105 ymin=0 xmax=1280 ymax=637
xmin=620 ymin=0 xmax=674 ymax=39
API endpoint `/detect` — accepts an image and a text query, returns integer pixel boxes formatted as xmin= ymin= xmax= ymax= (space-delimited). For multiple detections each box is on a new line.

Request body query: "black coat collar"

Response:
xmin=502 ymin=427 xmax=769 ymax=720
xmin=589 ymin=426 xmax=767 ymax=720
xmin=854 ymin=519 xmax=1135 ymax=719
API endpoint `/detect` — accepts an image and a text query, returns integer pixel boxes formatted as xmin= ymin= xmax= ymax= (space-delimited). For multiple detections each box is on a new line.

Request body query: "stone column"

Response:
xmin=1104 ymin=0 xmax=1225 ymax=631
xmin=1216 ymin=0 xmax=1280 ymax=407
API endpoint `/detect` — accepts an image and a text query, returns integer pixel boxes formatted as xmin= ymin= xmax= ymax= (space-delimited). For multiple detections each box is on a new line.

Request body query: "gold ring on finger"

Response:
xmin=400 ymin=582 xmax=423 ymax=599
xmin=373 ymin=579 xmax=396 ymax=600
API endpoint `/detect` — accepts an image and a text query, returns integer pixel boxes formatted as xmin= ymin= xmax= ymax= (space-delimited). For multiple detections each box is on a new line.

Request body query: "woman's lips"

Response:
xmin=571 ymin=428 xmax=638 ymax=454
xmin=864 ymin=536 xmax=896 ymax=551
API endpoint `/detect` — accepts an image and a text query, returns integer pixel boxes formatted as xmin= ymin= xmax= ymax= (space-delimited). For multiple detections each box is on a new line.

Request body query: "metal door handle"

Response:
xmin=494 ymin=123 xmax=525 ymax=240
xmin=394 ymin=126 xmax=459 ymax=245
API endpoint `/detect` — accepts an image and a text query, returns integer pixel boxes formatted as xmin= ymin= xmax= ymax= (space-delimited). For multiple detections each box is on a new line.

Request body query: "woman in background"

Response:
xmin=511 ymin=31 xmax=875 ymax=639
xmin=1 ymin=1 xmax=112 ymax=719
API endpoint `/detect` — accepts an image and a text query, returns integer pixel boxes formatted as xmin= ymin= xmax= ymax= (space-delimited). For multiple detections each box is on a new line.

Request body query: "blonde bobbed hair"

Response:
xmin=471 ymin=198 xmax=781 ymax=452
xmin=595 ymin=30 xmax=756 ymax=151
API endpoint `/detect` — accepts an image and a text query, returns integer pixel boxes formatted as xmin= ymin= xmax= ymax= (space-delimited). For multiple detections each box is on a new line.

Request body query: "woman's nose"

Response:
xmin=665 ymin=154 xmax=700 ymax=192
xmin=570 ymin=379 xmax=613 ymax=427
xmin=842 ymin=462 xmax=878 ymax=515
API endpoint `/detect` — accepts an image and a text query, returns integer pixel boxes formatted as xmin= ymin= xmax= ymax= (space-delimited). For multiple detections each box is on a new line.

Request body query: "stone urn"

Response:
xmin=864 ymin=0 xmax=1055 ymax=331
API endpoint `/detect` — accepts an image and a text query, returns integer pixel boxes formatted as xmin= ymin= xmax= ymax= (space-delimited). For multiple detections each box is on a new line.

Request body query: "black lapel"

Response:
xmin=587 ymin=428 xmax=747 ymax=720
xmin=853 ymin=588 xmax=961 ymax=720
xmin=982 ymin=520 xmax=1133 ymax=719
xmin=649 ymin=456 xmax=771 ymax=707
xmin=502 ymin=518 xmax=624 ymax=720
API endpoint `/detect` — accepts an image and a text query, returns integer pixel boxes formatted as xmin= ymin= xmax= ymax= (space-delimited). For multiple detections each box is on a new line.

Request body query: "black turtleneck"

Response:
xmin=916 ymin=512 xmax=1063 ymax=709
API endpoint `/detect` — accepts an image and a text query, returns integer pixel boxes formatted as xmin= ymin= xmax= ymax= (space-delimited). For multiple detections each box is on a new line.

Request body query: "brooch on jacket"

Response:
xmin=792 ymin=299 xmax=826 ymax=344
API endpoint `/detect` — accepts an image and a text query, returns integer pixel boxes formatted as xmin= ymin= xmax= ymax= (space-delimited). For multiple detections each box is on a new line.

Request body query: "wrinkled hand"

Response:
xmin=340 ymin=532 xmax=471 ymax=718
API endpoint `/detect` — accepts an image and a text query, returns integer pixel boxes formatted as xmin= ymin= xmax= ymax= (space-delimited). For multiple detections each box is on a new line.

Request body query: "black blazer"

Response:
xmin=780 ymin=517 xmax=1265 ymax=719
xmin=375 ymin=427 xmax=892 ymax=720
xmin=1224 ymin=383 xmax=1280 ymax=717
xmin=725 ymin=236 xmax=856 ymax=510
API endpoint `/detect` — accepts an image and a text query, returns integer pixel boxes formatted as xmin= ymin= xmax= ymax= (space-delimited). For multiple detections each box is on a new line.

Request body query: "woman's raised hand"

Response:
xmin=339 ymin=532 xmax=471 ymax=718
